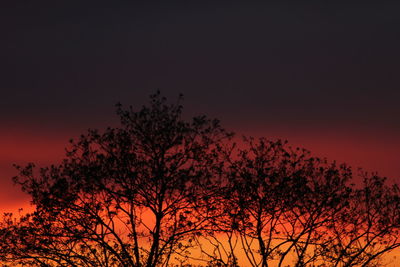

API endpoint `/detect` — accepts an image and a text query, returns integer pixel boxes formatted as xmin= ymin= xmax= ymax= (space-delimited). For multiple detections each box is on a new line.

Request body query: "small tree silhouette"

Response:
xmin=193 ymin=139 xmax=400 ymax=266
xmin=194 ymin=138 xmax=353 ymax=266
xmin=1 ymin=92 xmax=400 ymax=267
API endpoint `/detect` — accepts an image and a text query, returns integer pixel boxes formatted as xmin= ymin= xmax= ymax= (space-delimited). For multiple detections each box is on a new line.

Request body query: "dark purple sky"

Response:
xmin=1 ymin=2 xmax=400 ymax=210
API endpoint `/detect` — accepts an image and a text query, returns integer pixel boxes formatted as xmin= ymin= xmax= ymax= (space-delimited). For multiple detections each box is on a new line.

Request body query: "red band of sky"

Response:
xmin=1 ymin=124 xmax=399 ymax=213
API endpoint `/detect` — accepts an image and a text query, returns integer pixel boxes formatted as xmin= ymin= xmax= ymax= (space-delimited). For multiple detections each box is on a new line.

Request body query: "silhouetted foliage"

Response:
xmin=0 ymin=92 xmax=231 ymax=266
xmin=1 ymin=92 xmax=400 ymax=266
xmin=195 ymin=138 xmax=399 ymax=266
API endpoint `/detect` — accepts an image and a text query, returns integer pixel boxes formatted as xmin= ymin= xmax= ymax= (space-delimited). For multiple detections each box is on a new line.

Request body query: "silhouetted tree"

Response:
xmin=194 ymin=138 xmax=400 ymax=267
xmin=1 ymin=92 xmax=400 ymax=267
xmin=320 ymin=174 xmax=400 ymax=266
xmin=0 ymin=92 xmax=231 ymax=266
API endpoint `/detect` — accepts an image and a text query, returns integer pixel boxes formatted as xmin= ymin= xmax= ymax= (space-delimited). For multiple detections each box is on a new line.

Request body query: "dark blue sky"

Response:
xmin=1 ymin=2 xmax=400 ymax=129
xmin=1 ymin=2 xmax=400 ymax=209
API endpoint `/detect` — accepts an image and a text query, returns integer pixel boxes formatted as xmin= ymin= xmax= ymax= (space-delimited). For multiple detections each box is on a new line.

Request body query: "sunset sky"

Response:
xmin=1 ymin=2 xmax=400 ymax=212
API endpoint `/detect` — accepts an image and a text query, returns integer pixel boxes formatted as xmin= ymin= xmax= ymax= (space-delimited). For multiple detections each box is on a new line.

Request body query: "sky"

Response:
xmin=1 ymin=2 xmax=400 ymax=211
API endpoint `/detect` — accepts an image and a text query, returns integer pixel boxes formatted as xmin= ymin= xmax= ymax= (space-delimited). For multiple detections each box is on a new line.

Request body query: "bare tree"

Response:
xmin=1 ymin=92 xmax=400 ymax=267
xmin=320 ymin=174 xmax=400 ymax=266
xmin=196 ymin=138 xmax=400 ymax=267
xmin=0 ymin=92 xmax=231 ymax=266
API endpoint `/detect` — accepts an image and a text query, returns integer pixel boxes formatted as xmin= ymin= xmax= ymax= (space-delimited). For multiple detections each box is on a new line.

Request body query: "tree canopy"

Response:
xmin=1 ymin=92 xmax=400 ymax=267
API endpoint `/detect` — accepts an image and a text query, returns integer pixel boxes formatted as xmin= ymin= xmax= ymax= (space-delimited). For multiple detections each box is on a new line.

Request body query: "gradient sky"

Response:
xmin=1 ymin=2 xmax=400 ymax=211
